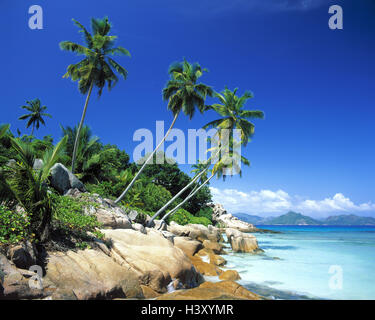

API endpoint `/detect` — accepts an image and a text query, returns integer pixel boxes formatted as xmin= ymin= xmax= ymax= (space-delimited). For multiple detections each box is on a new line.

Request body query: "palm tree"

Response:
xmin=203 ymin=87 xmax=265 ymax=146
xmin=0 ymin=135 xmax=68 ymax=242
xmin=185 ymin=160 xmax=210 ymax=197
xmin=0 ymin=124 xmax=10 ymax=139
xmin=114 ymin=59 xmax=213 ymax=204
xmin=60 ymin=125 xmax=99 ymax=172
xmin=18 ymin=99 xmax=51 ymax=136
xmin=160 ymin=146 xmax=249 ymax=224
xmin=60 ymin=17 xmax=130 ymax=173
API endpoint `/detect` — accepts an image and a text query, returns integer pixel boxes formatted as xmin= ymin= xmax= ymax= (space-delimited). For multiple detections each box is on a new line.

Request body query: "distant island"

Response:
xmin=234 ymin=211 xmax=375 ymax=226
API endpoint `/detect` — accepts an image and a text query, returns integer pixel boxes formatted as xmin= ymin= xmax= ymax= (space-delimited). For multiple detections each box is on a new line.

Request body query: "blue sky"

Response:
xmin=1 ymin=0 xmax=374 ymax=218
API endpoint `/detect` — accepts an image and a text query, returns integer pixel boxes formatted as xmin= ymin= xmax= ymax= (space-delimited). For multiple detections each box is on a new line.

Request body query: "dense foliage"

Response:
xmin=0 ymin=125 xmax=213 ymax=246
xmin=167 ymin=208 xmax=212 ymax=227
xmin=0 ymin=205 xmax=30 ymax=245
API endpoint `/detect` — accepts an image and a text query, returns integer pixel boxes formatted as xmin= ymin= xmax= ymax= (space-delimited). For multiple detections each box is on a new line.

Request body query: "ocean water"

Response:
xmin=220 ymin=225 xmax=375 ymax=300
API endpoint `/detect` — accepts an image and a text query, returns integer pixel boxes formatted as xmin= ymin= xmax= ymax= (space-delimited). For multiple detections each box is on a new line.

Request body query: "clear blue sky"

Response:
xmin=1 ymin=0 xmax=374 ymax=217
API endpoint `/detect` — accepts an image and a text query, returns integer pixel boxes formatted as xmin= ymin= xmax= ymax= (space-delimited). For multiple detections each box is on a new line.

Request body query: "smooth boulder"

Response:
xmin=102 ymin=229 xmax=201 ymax=293
xmin=44 ymin=249 xmax=143 ymax=300
xmin=157 ymin=280 xmax=261 ymax=300
xmin=219 ymin=270 xmax=241 ymax=281
xmin=173 ymin=237 xmax=203 ymax=257
xmin=49 ymin=163 xmax=86 ymax=195
xmin=225 ymin=228 xmax=260 ymax=253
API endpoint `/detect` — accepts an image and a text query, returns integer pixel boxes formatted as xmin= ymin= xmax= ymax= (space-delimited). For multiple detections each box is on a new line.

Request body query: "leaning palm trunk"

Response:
xmin=71 ymin=81 xmax=94 ymax=173
xmin=147 ymin=166 xmax=209 ymax=227
xmin=159 ymin=173 xmax=215 ymax=224
xmin=115 ymin=111 xmax=180 ymax=204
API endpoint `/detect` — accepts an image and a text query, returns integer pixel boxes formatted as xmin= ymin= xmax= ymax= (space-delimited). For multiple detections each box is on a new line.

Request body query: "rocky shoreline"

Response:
xmin=0 ymin=192 xmax=264 ymax=300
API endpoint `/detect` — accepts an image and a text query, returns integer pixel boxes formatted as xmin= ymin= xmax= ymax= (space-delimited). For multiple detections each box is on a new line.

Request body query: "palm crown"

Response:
xmin=203 ymin=87 xmax=264 ymax=146
xmin=60 ymin=17 xmax=130 ymax=96
xmin=191 ymin=160 xmax=210 ymax=184
xmin=18 ymin=99 xmax=51 ymax=135
xmin=163 ymin=59 xmax=213 ymax=118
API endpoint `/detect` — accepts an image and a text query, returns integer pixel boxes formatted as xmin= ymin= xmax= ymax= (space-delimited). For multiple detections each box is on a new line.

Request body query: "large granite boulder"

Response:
xmin=49 ymin=163 xmax=86 ymax=195
xmin=189 ymin=255 xmax=223 ymax=277
xmin=196 ymin=248 xmax=226 ymax=266
xmin=157 ymin=280 xmax=261 ymax=300
xmin=225 ymin=228 xmax=260 ymax=253
xmin=44 ymin=249 xmax=143 ymax=300
xmin=209 ymin=203 xmax=257 ymax=232
xmin=0 ymin=253 xmax=47 ymax=299
xmin=219 ymin=270 xmax=241 ymax=281
xmin=101 ymin=229 xmax=202 ymax=293
xmin=173 ymin=237 xmax=203 ymax=257
xmin=202 ymin=240 xmax=224 ymax=254
xmin=168 ymin=222 xmax=221 ymax=243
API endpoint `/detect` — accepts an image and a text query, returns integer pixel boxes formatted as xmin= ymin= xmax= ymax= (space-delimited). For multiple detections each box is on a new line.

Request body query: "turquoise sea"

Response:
xmin=220 ymin=226 xmax=375 ymax=300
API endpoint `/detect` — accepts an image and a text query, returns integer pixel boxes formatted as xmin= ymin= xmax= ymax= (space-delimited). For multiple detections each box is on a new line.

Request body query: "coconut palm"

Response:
xmin=160 ymin=147 xmax=249 ymax=224
xmin=203 ymin=87 xmax=264 ymax=146
xmin=18 ymin=99 xmax=51 ymax=136
xmin=114 ymin=59 xmax=213 ymax=204
xmin=60 ymin=125 xmax=99 ymax=172
xmin=60 ymin=17 xmax=130 ymax=173
xmin=186 ymin=160 xmax=210 ymax=195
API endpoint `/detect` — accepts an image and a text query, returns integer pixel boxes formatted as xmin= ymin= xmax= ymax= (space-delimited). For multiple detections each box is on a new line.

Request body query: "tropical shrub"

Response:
xmin=0 ymin=205 xmax=31 ymax=245
xmin=0 ymin=136 xmax=68 ymax=242
xmin=196 ymin=206 xmax=213 ymax=221
xmin=167 ymin=208 xmax=212 ymax=227
xmin=167 ymin=208 xmax=192 ymax=225
xmin=140 ymin=183 xmax=173 ymax=212
xmin=51 ymin=194 xmax=101 ymax=233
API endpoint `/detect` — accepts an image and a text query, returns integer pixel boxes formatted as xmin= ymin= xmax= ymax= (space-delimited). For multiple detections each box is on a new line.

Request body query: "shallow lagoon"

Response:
xmin=221 ymin=225 xmax=375 ymax=300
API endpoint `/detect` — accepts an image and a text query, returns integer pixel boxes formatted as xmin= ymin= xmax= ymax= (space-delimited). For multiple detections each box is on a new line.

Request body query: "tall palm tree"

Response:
xmin=160 ymin=147 xmax=249 ymax=224
xmin=18 ymin=99 xmax=51 ymax=136
xmin=203 ymin=87 xmax=265 ymax=146
xmin=114 ymin=59 xmax=213 ymax=204
xmin=60 ymin=17 xmax=130 ymax=173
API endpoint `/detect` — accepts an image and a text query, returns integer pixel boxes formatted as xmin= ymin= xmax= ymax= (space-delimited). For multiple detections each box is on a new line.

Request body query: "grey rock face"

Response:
xmin=33 ymin=159 xmax=44 ymax=171
xmin=49 ymin=163 xmax=86 ymax=195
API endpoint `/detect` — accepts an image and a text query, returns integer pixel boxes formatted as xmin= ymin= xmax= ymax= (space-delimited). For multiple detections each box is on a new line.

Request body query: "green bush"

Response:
xmin=141 ymin=183 xmax=173 ymax=213
xmin=190 ymin=216 xmax=212 ymax=227
xmin=197 ymin=207 xmax=213 ymax=221
xmin=0 ymin=205 xmax=31 ymax=245
xmin=167 ymin=208 xmax=192 ymax=225
xmin=51 ymin=194 xmax=102 ymax=240
xmin=86 ymin=181 xmax=115 ymax=199
xmin=167 ymin=208 xmax=212 ymax=227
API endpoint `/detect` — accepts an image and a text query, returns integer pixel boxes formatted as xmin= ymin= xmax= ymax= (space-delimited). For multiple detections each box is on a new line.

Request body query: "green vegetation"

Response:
xmin=0 ymin=16 xmax=264 ymax=253
xmin=167 ymin=208 xmax=212 ymax=227
xmin=0 ymin=133 xmax=68 ymax=243
xmin=0 ymin=205 xmax=30 ymax=245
